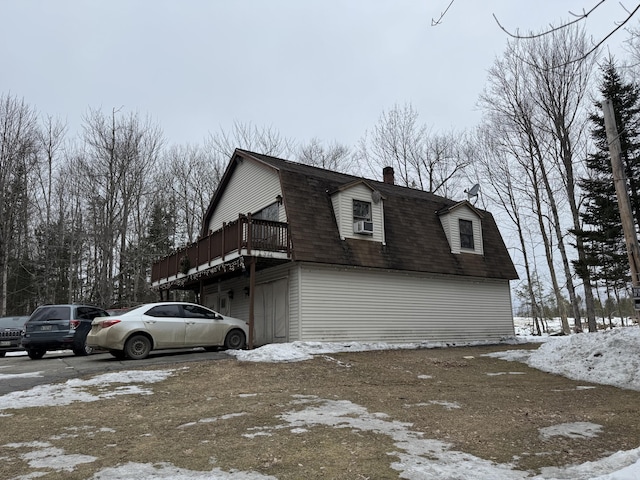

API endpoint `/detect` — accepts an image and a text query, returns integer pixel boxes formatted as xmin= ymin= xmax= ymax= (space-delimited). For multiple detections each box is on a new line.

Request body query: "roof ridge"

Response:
xmin=236 ymin=149 xmax=459 ymax=205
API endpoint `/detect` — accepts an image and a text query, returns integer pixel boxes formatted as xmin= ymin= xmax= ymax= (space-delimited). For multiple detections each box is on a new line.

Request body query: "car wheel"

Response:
xmin=124 ymin=335 xmax=152 ymax=360
xmin=73 ymin=341 xmax=93 ymax=356
xmin=109 ymin=349 xmax=126 ymax=360
xmin=224 ymin=329 xmax=246 ymax=350
xmin=27 ymin=348 xmax=46 ymax=360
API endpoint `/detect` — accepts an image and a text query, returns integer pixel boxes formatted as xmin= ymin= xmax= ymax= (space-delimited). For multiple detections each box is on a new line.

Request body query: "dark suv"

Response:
xmin=0 ymin=316 xmax=30 ymax=357
xmin=21 ymin=304 xmax=109 ymax=360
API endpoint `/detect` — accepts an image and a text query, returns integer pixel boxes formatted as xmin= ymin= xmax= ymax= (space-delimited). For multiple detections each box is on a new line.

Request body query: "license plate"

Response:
xmin=40 ymin=325 xmax=52 ymax=331
xmin=0 ymin=341 xmax=9 ymax=347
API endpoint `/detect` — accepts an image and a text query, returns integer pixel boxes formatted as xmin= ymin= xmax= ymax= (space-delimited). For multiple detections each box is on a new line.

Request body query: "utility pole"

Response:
xmin=602 ymin=98 xmax=640 ymax=319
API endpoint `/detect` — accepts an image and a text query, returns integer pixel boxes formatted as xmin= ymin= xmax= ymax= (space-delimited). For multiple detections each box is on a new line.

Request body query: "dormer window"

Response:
xmin=459 ymin=219 xmax=475 ymax=249
xmin=437 ymin=202 xmax=483 ymax=255
xmin=329 ymin=181 xmax=383 ymax=241
xmin=353 ymin=200 xmax=373 ymax=235
xmin=353 ymin=200 xmax=371 ymax=222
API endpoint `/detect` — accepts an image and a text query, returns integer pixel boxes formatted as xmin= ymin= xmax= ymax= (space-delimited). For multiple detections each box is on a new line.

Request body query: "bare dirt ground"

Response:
xmin=1 ymin=343 xmax=639 ymax=479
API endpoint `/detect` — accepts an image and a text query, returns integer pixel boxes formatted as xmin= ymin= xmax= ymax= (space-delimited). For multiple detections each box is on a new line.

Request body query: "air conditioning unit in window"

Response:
xmin=354 ymin=220 xmax=374 ymax=235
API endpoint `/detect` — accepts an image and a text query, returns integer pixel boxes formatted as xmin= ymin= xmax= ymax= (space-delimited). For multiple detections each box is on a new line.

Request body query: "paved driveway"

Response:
xmin=0 ymin=348 xmax=230 ymax=395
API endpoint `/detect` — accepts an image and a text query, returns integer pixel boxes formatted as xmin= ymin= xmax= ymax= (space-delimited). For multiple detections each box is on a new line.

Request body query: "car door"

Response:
xmin=141 ymin=304 xmax=187 ymax=348
xmin=182 ymin=304 xmax=226 ymax=347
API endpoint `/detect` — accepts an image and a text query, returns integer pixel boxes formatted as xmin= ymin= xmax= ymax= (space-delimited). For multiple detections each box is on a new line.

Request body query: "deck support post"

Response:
xmin=248 ymin=256 xmax=256 ymax=349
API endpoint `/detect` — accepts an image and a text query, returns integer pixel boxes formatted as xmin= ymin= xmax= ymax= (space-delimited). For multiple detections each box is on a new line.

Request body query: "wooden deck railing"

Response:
xmin=151 ymin=215 xmax=290 ymax=283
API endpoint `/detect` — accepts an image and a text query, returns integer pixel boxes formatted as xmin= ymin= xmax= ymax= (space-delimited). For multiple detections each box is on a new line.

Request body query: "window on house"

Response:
xmin=252 ymin=202 xmax=280 ymax=249
xmin=353 ymin=200 xmax=374 ymax=235
xmin=353 ymin=200 xmax=371 ymax=222
xmin=254 ymin=202 xmax=279 ymax=221
xmin=459 ymin=219 xmax=475 ymax=249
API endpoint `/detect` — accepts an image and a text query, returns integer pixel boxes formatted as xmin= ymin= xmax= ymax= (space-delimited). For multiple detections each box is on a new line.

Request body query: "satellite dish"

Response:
xmin=465 ymin=184 xmax=480 ymax=203
xmin=371 ymin=190 xmax=382 ymax=204
xmin=466 ymin=184 xmax=480 ymax=196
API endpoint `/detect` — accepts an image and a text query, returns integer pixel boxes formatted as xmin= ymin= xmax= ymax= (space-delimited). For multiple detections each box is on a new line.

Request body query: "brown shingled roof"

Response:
xmin=229 ymin=149 xmax=518 ymax=281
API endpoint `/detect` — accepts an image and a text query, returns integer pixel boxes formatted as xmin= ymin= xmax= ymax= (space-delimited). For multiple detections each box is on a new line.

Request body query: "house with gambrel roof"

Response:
xmin=151 ymin=149 xmax=518 ymax=347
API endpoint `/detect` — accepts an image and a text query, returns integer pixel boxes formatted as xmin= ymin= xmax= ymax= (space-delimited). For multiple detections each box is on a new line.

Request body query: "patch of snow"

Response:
xmin=177 ymin=412 xmax=247 ymax=429
xmin=487 ymin=371 xmax=526 ymax=376
xmin=6 ymin=442 xmax=96 ymax=473
xmin=539 ymin=422 xmax=603 ymax=440
xmin=405 ymin=401 xmax=461 ymax=410
xmin=487 ymin=328 xmax=640 ymax=391
xmin=0 ymin=369 xmax=174 ymax=410
xmin=89 ymin=461 xmax=278 ymax=479
xmin=227 ymin=340 xmax=496 ymax=363
xmin=0 ymin=371 xmax=43 ymax=380
xmin=539 ymin=448 xmax=640 ymax=480
xmin=263 ymin=396 xmax=528 ymax=479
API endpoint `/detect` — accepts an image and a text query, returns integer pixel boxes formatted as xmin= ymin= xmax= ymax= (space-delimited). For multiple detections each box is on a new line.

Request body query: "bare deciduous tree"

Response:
xmin=32 ymin=115 xmax=67 ymax=303
xmin=433 ymin=0 xmax=639 ymax=66
xmin=357 ymin=103 xmax=426 ymax=187
xmin=296 ymin=138 xmax=357 ymax=174
xmin=479 ymin=24 xmax=598 ymax=332
xmin=525 ymin=25 xmax=599 ymax=332
xmin=357 ymin=103 xmax=470 ymax=195
xmin=494 ymin=1 xmax=639 ymax=67
xmin=163 ymin=143 xmax=225 ymax=244
xmin=0 ymin=94 xmax=39 ymax=315
xmin=206 ymin=120 xmax=294 ymax=161
xmin=78 ymin=108 xmax=163 ymax=307
xmin=471 ymin=126 xmax=547 ymax=334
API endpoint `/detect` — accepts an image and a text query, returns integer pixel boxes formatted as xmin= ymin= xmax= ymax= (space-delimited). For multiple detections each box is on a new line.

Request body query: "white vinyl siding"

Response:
xmin=439 ymin=206 xmax=484 ymax=255
xmin=440 ymin=214 xmax=452 ymax=245
xmin=207 ymin=160 xmax=284 ymax=232
xmin=203 ymin=262 xmax=513 ymax=345
xmin=331 ymin=184 xmax=385 ymax=243
xmin=299 ymin=265 xmax=513 ymax=343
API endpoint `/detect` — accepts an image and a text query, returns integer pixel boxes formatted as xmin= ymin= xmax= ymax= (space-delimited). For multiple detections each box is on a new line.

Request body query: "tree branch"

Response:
xmin=431 ymin=0 xmax=455 ymax=26
xmin=494 ymin=1 xmax=640 ymax=67
xmin=493 ymin=0 xmax=608 ymax=39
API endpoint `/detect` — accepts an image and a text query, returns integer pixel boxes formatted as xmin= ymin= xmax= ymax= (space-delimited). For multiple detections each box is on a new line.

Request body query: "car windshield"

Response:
xmin=30 ymin=306 xmax=71 ymax=322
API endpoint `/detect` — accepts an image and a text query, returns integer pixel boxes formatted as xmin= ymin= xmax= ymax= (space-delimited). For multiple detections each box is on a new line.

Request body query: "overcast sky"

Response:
xmin=0 ymin=1 xmax=634 ymax=150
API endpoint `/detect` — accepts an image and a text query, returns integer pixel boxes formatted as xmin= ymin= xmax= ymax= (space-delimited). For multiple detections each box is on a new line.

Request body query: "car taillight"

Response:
xmin=70 ymin=320 xmax=80 ymax=329
xmin=100 ymin=319 xmax=121 ymax=328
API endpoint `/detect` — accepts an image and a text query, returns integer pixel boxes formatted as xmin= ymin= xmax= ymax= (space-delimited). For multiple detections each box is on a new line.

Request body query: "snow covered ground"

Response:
xmin=2 ymin=318 xmax=640 ymax=479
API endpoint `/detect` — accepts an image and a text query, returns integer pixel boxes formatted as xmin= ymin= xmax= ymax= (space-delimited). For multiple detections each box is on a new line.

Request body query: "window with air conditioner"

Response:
xmin=353 ymin=200 xmax=373 ymax=235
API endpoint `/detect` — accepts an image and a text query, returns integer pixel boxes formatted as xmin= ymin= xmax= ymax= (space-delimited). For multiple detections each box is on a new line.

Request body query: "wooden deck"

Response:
xmin=151 ymin=215 xmax=291 ymax=286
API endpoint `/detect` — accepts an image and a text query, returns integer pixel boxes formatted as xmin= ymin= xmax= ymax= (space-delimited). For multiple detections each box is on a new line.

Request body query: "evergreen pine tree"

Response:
xmin=576 ymin=59 xmax=640 ymax=294
xmin=146 ymin=200 xmax=175 ymax=258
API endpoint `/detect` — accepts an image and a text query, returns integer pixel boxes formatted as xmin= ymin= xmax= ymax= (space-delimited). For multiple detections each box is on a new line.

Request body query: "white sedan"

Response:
xmin=87 ymin=302 xmax=248 ymax=360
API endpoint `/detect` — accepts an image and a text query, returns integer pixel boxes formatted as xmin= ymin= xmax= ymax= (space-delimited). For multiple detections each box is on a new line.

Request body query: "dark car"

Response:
xmin=0 ymin=316 xmax=30 ymax=357
xmin=21 ymin=304 xmax=109 ymax=360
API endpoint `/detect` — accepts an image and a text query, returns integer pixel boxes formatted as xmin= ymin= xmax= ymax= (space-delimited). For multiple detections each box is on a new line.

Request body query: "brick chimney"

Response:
xmin=383 ymin=166 xmax=395 ymax=185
